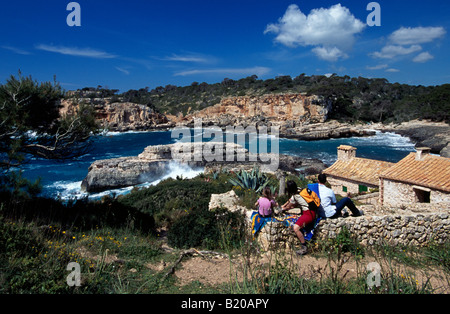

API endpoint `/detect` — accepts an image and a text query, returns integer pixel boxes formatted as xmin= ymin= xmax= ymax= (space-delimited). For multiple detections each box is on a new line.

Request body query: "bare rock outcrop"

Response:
xmin=95 ymin=102 xmax=169 ymax=132
xmin=187 ymin=93 xmax=332 ymax=125
xmin=172 ymin=94 xmax=374 ymax=139
xmin=81 ymin=142 xmax=325 ymax=193
xmin=60 ymin=98 xmax=171 ymax=132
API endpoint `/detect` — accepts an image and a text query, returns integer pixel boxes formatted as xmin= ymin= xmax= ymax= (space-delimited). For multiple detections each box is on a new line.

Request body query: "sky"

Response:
xmin=0 ymin=0 xmax=449 ymax=92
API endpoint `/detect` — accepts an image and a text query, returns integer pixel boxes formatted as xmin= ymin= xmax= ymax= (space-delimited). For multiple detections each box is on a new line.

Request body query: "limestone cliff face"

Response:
xmin=180 ymin=93 xmax=332 ymax=126
xmin=95 ymin=102 xmax=169 ymax=131
xmin=60 ymin=99 xmax=170 ymax=132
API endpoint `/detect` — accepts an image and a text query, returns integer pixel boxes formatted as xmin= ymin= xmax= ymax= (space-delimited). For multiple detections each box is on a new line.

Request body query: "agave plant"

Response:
xmin=228 ymin=166 xmax=270 ymax=193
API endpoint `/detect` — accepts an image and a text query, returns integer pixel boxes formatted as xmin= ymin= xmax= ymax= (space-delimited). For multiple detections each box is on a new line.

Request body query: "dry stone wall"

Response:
xmin=209 ymin=192 xmax=450 ymax=249
xmin=253 ymin=205 xmax=450 ymax=248
xmin=315 ymin=212 xmax=450 ymax=247
xmin=255 ymin=212 xmax=450 ymax=249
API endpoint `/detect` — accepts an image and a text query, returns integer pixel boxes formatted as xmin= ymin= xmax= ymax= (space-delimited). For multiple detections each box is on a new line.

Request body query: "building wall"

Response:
xmin=326 ymin=176 xmax=377 ymax=196
xmin=382 ymin=179 xmax=450 ymax=207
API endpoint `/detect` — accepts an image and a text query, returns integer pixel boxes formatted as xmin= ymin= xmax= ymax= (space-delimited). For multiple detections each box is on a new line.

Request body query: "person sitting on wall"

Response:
xmin=254 ymin=186 xmax=278 ymax=218
xmin=317 ymin=174 xmax=362 ymax=219
xmin=281 ymin=181 xmax=320 ymax=255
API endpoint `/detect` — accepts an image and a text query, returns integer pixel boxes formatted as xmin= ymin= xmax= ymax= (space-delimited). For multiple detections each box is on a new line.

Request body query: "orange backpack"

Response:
xmin=299 ymin=188 xmax=321 ymax=211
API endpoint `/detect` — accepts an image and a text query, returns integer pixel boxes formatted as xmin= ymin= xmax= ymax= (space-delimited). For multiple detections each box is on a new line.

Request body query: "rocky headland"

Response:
xmin=81 ymin=142 xmax=326 ymax=193
xmin=67 ymin=92 xmax=449 ymax=193
xmin=69 ymin=91 xmax=448 ymax=192
xmin=62 ymin=93 xmax=450 ymax=155
xmin=60 ymin=98 xmax=172 ymax=132
xmin=167 ymin=93 xmax=375 ymax=140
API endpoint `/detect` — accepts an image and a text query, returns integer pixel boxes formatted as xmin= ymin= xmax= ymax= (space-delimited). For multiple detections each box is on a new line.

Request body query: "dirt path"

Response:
xmin=171 ymin=250 xmax=450 ymax=293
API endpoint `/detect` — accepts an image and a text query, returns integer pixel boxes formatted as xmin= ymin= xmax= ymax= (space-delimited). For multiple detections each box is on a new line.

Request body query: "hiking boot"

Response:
xmin=296 ymin=244 xmax=308 ymax=256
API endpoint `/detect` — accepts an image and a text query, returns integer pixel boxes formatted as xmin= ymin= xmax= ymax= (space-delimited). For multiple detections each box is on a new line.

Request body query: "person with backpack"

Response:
xmin=281 ymin=181 xmax=320 ymax=255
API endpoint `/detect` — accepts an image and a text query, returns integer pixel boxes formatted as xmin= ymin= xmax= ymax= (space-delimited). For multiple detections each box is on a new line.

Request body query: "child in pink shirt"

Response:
xmin=255 ymin=187 xmax=278 ymax=217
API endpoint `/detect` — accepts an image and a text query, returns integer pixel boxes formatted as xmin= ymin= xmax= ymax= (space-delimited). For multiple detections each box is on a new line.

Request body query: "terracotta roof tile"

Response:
xmin=380 ymin=153 xmax=450 ymax=192
xmin=323 ymin=157 xmax=394 ymax=186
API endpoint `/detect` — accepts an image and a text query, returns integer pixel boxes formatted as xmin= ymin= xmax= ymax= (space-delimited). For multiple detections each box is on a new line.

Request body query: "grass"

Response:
xmin=1 ymin=207 xmax=449 ymax=294
xmin=1 ymin=173 xmax=449 ymax=294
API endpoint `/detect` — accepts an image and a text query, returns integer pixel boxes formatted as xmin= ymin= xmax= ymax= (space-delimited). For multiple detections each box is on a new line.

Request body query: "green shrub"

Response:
xmin=118 ymin=177 xmax=231 ymax=228
xmin=0 ymin=191 xmax=154 ymax=234
xmin=167 ymin=207 xmax=246 ymax=250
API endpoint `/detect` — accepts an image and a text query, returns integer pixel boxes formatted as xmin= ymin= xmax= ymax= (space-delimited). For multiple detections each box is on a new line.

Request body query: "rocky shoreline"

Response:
xmin=369 ymin=120 xmax=450 ymax=157
xmin=61 ymin=93 xmax=449 ymax=157
xmin=81 ymin=119 xmax=449 ymax=193
xmin=66 ymin=93 xmax=448 ymax=193
xmin=81 ymin=142 xmax=326 ymax=193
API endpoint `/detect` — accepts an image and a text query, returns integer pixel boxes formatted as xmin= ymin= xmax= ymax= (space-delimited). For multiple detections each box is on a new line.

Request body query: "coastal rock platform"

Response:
xmin=81 ymin=142 xmax=326 ymax=193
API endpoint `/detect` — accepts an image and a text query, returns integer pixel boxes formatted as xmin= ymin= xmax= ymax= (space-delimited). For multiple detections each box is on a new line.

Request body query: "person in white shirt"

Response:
xmin=317 ymin=174 xmax=362 ymax=219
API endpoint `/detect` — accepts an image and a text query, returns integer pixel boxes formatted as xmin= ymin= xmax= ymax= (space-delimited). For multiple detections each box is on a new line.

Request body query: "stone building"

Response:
xmin=322 ymin=145 xmax=394 ymax=196
xmin=379 ymin=147 xmax=450 ymax=207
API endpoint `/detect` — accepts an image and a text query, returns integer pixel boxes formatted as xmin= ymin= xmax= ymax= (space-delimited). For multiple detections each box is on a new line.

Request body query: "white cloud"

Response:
xmin=264 ymin=4 xmax=365 ymax=61
xmin=413 ymin=52 xmax=434 ymax=63
xmin=115 ymin=67 xmax=130 ymax=75
xmin=389 ymin=27 xmax=446 ymax=45
xmin=312 ymin=46 xmax=348 ymax=62
xmin=372 ymin=44 xmax=422 ymax=59
xmin=36 ymin=44 xmax=117 ymax=59
xmin=174 ymin=66 xmax=270 ymax=77
xmin=371 ymin=26 xmax=445 ymax=63
xmin=366 ymin=64 xmax=388 ymax=70
xmin=1 ymin=45 xmax=31 ymax=55
xmin=162 ymin=53 xmax=215 ymax=64
xmin=386 ymin=68 xmax=400 ymax=73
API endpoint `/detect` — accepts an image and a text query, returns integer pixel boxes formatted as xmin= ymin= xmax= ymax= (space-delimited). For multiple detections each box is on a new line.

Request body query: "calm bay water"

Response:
xmin=21 ymin=129 xmax=415 ymax=200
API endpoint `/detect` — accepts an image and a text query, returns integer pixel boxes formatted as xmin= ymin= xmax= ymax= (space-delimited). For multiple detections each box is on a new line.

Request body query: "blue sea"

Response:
xmin=20 ymin=129 xmax=415 ymax=200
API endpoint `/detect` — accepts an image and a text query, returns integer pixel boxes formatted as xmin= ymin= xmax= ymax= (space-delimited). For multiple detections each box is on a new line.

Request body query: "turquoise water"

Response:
xmin=21 ymin=129 xmax=415 ymax=200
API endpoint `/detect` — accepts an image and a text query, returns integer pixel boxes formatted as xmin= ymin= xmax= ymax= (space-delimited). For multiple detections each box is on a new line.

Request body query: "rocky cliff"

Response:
xmin=62 ymin=92 xmax=375 ymax=140
xmin=176 ymin=93 xmax=332 ymax=126
xmin=170 ymin=93 xmax=374 ymax=139
xmin=60 ymin=98 xmax=171 ymax=132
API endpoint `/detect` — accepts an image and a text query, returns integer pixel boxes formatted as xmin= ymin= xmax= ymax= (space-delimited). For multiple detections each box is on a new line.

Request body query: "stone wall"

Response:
xmin=382 ymin=179 xmax=450 ymax=207
xmin=326 ymin=176 xmax=378 ymax=196
xmin=209 ymin=191 xmax=450 ymax=249
xmin=315 ymin=212 xmax=450 ymax=247
xmin=255 ymin=204 xmax=450 ymax=249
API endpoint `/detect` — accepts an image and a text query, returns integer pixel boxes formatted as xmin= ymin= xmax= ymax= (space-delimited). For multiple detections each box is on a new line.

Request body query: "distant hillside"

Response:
xmin=70 ymin=74 xmax=450 ymax=124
